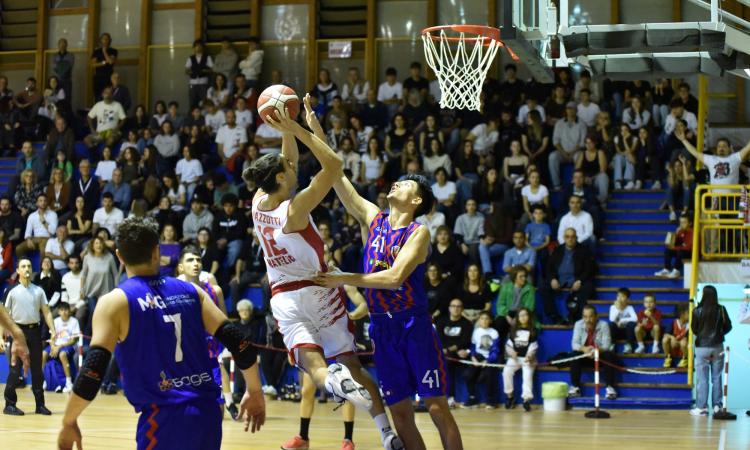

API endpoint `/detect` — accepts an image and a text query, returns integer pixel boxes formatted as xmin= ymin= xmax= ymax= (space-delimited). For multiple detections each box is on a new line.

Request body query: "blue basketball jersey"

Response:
xmin=362 ymin=212 xmax=428 ymax=315
xmin=115 ymin=276 xmax=221 ymax=413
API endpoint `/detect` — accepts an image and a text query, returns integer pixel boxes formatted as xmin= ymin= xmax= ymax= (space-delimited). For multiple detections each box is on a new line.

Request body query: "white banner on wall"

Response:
xmin=328 ymin=41 xmax=352 ymax=59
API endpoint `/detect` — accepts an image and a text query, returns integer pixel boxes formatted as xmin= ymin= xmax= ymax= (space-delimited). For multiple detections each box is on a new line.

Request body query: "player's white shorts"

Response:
xmin=270 ymin=283 xmax=356 ymax=367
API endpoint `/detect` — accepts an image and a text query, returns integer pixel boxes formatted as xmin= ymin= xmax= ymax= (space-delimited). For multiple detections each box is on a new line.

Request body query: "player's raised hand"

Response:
xmin=264 ymin=106 xmax=299 ymax=135
xmin=313 ymin=268 xmax=346 ymax=289
xmin=302 ymin=93 xmax=322 ymax=131
xmin=238 ymin=389 xmax=266 ymax=433
xmin=58 ymin=420 xmax=83 ymax=450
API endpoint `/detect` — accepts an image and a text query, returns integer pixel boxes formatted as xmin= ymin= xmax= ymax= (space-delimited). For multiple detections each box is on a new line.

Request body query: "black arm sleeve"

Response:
xmin=214 ymin=321 xmax=258 ymax=370
xmin=73 ymin=346 xmax=111 ymax=401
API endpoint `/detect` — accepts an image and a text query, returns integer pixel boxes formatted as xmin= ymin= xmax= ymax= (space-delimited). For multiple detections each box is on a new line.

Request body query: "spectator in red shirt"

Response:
xmin=662 ymin=303 xmax=689 ymax=368
xmin=635 ymin=293 xmax=663 ymax=354
xmin=655 ymin=215 xmax=693 ymax=279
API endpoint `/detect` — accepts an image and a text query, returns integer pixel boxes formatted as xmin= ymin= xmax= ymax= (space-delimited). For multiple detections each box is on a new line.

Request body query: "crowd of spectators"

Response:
xmin=5 ymin=31 xmax=744 ymax=408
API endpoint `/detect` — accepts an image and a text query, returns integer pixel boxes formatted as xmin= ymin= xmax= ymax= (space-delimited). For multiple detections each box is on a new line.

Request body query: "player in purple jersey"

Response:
xmin=314 ymin=173 xmax=463 ymax=448
xmin=57 ymin=217 xmax=265 ymax=450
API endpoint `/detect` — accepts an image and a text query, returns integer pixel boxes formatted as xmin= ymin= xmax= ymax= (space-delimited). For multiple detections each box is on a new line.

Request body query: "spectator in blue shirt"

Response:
xmin=102 ymin=168 xmax=131 ymax=213
xmin=525 ymin=205 xmax=551 ymax=283
xmin=502 ymin=231 xmax=536 ymax=275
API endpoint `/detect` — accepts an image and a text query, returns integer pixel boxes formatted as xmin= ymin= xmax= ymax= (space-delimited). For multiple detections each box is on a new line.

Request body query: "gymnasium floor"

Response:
xmin=0 ymin=387 xmax=746 ymax=449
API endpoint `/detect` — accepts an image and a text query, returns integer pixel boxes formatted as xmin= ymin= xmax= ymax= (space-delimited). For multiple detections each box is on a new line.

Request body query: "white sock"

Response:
xmin=224 ymin=392 xmax=233 ymax=405
xmin=65 ymin=377 xmax=72 ymax=385
xmin=374 ymin=413 xmax=392 ymax=440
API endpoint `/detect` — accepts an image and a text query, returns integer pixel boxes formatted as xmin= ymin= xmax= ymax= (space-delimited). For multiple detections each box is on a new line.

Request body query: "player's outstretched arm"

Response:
xmin=0 ymin=305 xmax=29 ymax=372
xmin=199 ymin=287 xmax=265 ymax=433
xmin=344 ymin=285 xmax=369 ymax=320
xmin=302 ymin=93 xmax=326 ymax=141
xmin=333 ymin=174 xmax=380 ymax=230
xmin=281 ymin=130 xmax=299 ymax=173
xmin=59 ymin=290 xmax=127 ymax=450
xmin=299 ymin=93 xmax=379 ymax=228
xmin=315 ymin=225 xmax=430 ymax=290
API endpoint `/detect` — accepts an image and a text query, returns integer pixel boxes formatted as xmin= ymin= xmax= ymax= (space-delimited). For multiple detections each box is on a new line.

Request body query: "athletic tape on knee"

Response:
xmin=73 ymin=346 xmax=111 ymax=401
xmin=215 ymin=321 xmax=258 ymax=370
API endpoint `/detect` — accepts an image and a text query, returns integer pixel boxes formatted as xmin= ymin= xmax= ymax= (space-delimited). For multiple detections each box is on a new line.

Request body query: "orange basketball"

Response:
xmin=257 ymin=84 xmax=300 ymax=124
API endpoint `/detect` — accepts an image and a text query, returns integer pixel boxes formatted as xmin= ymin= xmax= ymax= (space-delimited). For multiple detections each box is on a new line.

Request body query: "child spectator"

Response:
xmin=502 ymin=307 xmax=538 ymax=411
xmin=42 ymin=301 xmax=80 ymax=393
xmin=609 ymin=287 xmax=637 ymax=353
xmin=463 ymin=311 xmax=501 ymax=408
xmin=662 ymin=303 xmax=690 ymax=368
xmin=655 ymin=214 xmax=693 ymax=279
xmin=524 ymin=205 xmax=551 ymax=282
xmin=635 ymin=293 xmax=663 ymax=354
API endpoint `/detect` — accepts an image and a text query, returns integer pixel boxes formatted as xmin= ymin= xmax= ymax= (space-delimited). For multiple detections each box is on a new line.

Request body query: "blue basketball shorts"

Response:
xmin=136 ymin=399 xmax=223 ymax=450
xmin=369 ymin=311 xmax=448 ymax=405
xmin=43 ymin=344 xmax=75 ymax=361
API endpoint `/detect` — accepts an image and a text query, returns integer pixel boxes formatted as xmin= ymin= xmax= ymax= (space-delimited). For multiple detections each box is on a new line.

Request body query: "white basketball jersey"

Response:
xmin=251 ymin=193 xmax=326 ymax=287
xmin=176 ymin=271 xmax=212 ymax=285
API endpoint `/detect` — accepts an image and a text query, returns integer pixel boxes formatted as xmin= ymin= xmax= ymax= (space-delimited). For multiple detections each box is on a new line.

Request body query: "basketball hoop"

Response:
xmin=422 ymin=25 xmax=517 ymax=111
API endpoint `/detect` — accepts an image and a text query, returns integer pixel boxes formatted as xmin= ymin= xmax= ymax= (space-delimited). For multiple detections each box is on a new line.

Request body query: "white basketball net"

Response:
xmin=422 ymin=30 xmax=502 ymax=111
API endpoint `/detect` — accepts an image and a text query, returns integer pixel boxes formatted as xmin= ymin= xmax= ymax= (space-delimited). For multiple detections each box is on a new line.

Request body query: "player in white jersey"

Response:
xmin=245 ymin=100 xmax=403 ymax=450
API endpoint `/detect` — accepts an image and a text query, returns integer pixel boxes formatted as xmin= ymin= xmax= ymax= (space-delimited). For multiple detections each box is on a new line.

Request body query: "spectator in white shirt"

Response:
xmin=467 ymin=118 xmax=500 ymax=156
xmin=94 ymin=146 xmax=117 ymax=185
xmin=203 ymin=99 xmax=226 ymax=135
xmin=154 ymin=120 xmax=181 ymax=174
xmin=234 ymin=97 xmax=253 ymax=131
xmin=215 ymin=109 xmax=248 ymax=170
xmin=175 ymin=146 xmax=204 ymax=201
xmin=557 ymin=195 xmax=595 ymax=252
xmin=517 ymin=97 xmax=546 ymax=125
xmin=416 ymin=202 xmax=446 ymax=243
xmin=377 ymin=67 xmax=403 ymax=120
xmin=185 ymin=40 xmax=213 ymax=109
xmin=254 ymin=122 xmax=283 ymax=155
xmin=16 ymin=194 xmax=58 ymax=258
xmin=576 ymin=89 xmax=601 ymax=128
xmin=549 ymin=103 xmax=588 ymax=189
xmin=573 ymin=70 xmax=600 ymax=103
xmin=621 ymin=96 xmax=651 ymax=131
xmin=238 ymin=38 xmax=263 ymax=88
xmin=60 ymin=255 xmax=83 ymax=310
xmin=44 ymin=225 xmax=74 ymax=272
xmin=341 ymin=67 xmax=369 ymax=110
xmin=84 ymin=86 xmax=126 ymax=148
xmin=92 ymin=192 xmax=124 ymax=237
xmin=663 ymin=99 xmax=698 ymax=136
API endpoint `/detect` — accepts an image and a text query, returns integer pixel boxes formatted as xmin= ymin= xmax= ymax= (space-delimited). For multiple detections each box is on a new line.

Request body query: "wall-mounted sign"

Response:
xmin=328 ymin=41 xmax=352 ymax=59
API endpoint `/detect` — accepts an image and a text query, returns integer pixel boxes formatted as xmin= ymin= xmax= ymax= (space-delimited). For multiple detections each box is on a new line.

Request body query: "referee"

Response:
xmin=3 ymin=257 xmax=56 ymax=416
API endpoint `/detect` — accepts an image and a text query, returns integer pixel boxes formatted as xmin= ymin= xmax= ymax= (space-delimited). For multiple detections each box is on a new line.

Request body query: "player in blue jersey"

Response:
xmin=176 ymin=246 xmax=240 ymax=420
xmin=307 ymin=134 xmax=463 ymax=448
xmin=57 ymin=217 xmax=265 ymax=450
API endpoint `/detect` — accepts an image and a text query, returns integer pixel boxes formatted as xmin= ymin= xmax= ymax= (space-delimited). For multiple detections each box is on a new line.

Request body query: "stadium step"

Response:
xmin=604 ymin=209 xmax=670 ymax=221
xmin=598 ymin=263 xmax=662 ymax=276
xmin=605 ymin=220 xmax=676 ymax=232
xmin=595 ymin=275 xmax=684 ymax=288
xmin=611 ymin=189 xmax=666 ymax=200
xmin=603 ymin=230 xmax=667 ymax=242
xmin=599 ymin=253 xmax=664 ymax=264
xmin=599 ymin=241 xmax=664 ymax=254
